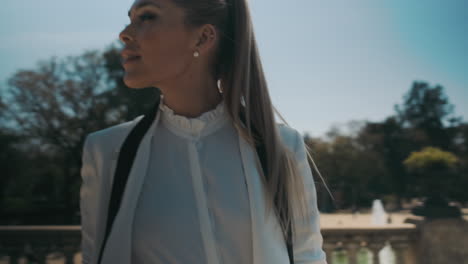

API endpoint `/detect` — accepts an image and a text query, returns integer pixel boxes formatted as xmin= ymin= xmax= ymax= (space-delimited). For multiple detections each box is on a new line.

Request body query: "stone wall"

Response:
xmin=417 ymin=218 xmax=468 ymax=264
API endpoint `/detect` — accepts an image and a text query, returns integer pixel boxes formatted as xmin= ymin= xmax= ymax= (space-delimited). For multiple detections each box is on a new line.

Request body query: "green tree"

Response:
xmin=357 ymin=117 xmax=416 ymax=206
xmin=0 ymin=45 xmax=159 ymax=223
xmin=404 ymin=147 xmax=459 ymax=197
xmin=0 ymin=130 xmax=22 ymax=213
xmin=403 ymin=147 xmax=461 ymax=218
xmin=395 ymin=81 xmax=462 ymax=150
xmin=1 ymin=51 xmax=112 ymax=223
xmin=305 ymin=124 xmax=390 ymax=211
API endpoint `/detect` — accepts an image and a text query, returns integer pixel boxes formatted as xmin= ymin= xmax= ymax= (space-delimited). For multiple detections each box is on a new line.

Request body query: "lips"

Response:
xmin=121 ymin=48 xmax=142 ymax=65
xmin=122 ymin=56 xmax=141 ymax=65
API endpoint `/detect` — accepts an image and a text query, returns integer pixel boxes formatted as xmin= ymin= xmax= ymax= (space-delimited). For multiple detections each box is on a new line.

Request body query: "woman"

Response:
xmin=80 ymin=0 xmax=328 ymax=263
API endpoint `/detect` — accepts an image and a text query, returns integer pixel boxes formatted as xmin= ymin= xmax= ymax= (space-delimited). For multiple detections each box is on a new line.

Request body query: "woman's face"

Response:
xmin=119 ymin=0 xmax=197 ymax=88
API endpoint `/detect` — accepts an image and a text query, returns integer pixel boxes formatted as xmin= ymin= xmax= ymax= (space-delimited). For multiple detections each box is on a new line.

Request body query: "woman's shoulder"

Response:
xmin=276 ymin=123 xmax=302 ymax=152
xmin=85 ymin=115 xmax=144 ymax=150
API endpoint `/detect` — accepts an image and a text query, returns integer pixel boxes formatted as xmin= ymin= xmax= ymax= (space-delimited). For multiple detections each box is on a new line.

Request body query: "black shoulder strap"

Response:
xmin=97 ymin=99 xmax=294 ymax=264
xmin=96 ymin=96 xmax=160 ymax=264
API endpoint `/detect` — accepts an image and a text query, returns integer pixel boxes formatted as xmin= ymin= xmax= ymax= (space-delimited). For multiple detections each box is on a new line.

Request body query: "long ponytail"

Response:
xmin=173 ymin=0 xmax=331 ymax=241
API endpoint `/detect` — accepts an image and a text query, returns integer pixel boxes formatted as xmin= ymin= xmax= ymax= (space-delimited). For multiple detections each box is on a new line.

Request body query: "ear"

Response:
xmin=193 ymin=24 xmax=218 ymax=56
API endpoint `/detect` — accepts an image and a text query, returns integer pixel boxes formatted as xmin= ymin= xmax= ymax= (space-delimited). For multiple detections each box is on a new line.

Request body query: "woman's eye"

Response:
xmin=139 ymin=13 xmax=156 ymax=22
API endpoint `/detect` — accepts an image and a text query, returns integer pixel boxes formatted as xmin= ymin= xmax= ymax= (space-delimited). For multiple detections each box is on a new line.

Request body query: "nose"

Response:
xmin=119 ymin=24 xmax=134 ymax=44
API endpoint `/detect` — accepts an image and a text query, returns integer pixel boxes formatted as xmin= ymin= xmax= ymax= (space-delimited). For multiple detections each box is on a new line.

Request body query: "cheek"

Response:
xmin=140 ymin=27 xmax=190 ymax=77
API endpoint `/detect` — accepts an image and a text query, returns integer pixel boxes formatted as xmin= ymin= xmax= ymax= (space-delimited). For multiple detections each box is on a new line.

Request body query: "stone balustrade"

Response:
xmin=322 ymin=226 xmax=419 ymax=264
xmin=0 ymin=226 xmax=81 ymax=264
xmin=0 ymin=225 xmax=419 ymax=264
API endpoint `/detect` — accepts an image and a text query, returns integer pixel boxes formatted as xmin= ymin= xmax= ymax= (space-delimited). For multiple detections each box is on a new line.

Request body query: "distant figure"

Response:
xmin=386 ymin=213 xmax=393 ymax=224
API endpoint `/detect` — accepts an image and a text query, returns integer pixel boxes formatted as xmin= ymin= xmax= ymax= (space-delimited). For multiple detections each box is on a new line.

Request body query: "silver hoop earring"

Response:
xmin=193 ymin=51 xmax=200 ymax=57
xmin=217 ymin=79 xmax=223 ymax=94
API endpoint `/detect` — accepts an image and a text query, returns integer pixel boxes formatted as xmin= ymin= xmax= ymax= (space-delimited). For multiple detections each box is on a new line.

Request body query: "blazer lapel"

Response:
xmin=99 ymin=110 xmax=161 ymax=264
xmin=238 ymin=132 xmax=261 ymax=263
xmin=238 ymin=131 xmax=290 ymax=264
xmin=96 ymin=107 xmax=289 ymax=264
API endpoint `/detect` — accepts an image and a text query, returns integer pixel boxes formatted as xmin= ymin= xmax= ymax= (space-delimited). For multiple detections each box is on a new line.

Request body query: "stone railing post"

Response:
xmin=323 ymin=243 xmax=336 ymax=263
xmin=63 ymin=245 xmax=78 ymax=264
xmin=0 ymin=226 xmax=81 ymax=264
xmin=392 ymin=242 xmax=410 ymax=264
xmin=368 ymin=242 xmax=385 ymax=264
xmin=0 ymin=225 xmax=423 ymax=264
xmin=346 ymin=242 xmax=360 ymax=264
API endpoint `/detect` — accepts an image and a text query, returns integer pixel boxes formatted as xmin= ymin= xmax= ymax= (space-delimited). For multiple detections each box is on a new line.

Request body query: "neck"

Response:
xmin=158 ymin=77 xmax=222 ymax=119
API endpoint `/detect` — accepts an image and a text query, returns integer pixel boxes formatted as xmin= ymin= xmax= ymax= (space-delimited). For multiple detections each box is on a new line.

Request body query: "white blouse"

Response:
xmin=131 ymin=94 xmax=253 ymax=264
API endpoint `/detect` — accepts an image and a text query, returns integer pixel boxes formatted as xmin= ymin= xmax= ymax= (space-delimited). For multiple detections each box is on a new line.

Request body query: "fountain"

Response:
xmin=331 ymin=199 xmax=397 ymax=264
xmin=379 ymin=241 xmax=396 ymax=264
xmin=371 ymin=199 xmax=395 ymax=264
xmin=371 ymin=199 xmax=387 ymax=225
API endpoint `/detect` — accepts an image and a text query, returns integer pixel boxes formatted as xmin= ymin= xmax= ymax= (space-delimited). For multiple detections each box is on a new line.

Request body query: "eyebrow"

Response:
xmin=128 ymin=2 xmax=162 ymax=17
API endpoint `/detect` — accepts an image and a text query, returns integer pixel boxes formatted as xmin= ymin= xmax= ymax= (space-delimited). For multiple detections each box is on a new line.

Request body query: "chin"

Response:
xmin=123 ymin=74 xmax=152 ymax=89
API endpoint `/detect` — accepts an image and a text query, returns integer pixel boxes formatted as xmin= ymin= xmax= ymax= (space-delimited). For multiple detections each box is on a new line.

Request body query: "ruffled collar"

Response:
xmin=158 ymin=94 xmax=228 ymax=139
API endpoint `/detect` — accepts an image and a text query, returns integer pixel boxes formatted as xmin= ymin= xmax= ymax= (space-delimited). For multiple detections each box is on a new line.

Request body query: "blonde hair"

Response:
xmin=173 ymin=0 xmax=332 ymax=240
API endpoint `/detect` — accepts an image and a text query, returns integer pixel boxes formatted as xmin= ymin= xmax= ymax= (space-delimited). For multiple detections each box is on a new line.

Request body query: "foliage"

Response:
xmin=395 ymin=81 xmax=460 ymax=129
xmin=305 ymin=127 xmax=391 ymax=210
xmin=403 ymin=146 xmax=460 ymax=201
xmin=395 ymin=81 xmax=462 ymax=150
xmin=0 ymin=44 xmax=158 ymax=224
xmin=308 ymin=81 xmax=467 ymax=212
xmin=404 ymin=147 xmax=459 ymax=172
xmin=1 ymin=46 xmax=467 ymax=223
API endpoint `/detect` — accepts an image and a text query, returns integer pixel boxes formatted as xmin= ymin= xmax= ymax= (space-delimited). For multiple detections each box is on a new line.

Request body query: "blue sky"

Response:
xmin=1 ymin=0 xmax=467 ymax=137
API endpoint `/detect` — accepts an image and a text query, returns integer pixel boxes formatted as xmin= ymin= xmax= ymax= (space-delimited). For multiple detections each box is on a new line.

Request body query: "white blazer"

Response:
xmin=80 ymin=108 xmax=327 ymax=264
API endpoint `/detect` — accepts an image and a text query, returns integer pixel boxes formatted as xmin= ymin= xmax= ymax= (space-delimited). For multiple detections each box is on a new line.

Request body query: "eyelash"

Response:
xmin=138 ymin=13 xmax=156 ymax=22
